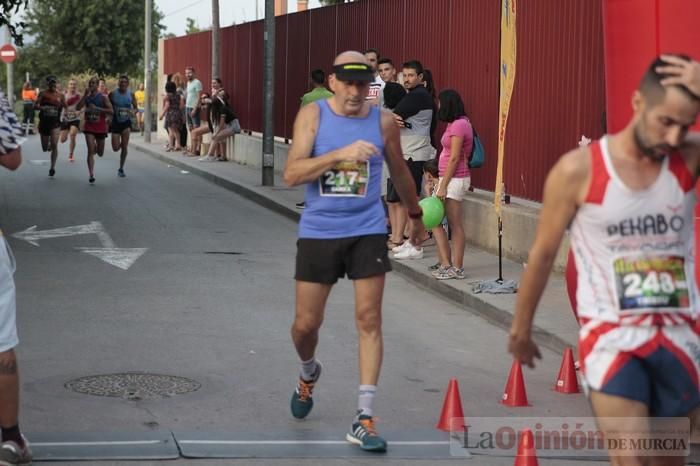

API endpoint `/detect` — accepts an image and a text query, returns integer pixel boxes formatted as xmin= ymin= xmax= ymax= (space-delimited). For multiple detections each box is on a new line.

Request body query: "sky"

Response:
xmin=156 ymin=0 xmax=326 ymax=37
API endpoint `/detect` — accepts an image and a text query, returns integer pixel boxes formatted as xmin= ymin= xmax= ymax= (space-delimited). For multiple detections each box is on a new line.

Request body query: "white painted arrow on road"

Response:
xmin=13 ymin=222 xmax=106 ymax=247
xmin=76 ymin=248 xmax=148 ymax=271
xmin=12 ymin=222 xmax=147 ymax=271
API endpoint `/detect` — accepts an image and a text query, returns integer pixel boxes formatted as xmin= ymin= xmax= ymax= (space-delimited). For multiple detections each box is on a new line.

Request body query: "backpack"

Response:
xmin=468 ymin=126 xmax=485 ymax=169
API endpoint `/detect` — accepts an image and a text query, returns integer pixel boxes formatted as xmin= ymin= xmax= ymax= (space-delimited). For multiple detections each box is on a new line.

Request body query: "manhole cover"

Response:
xmin=65 ymin=372 xmax=201 ymax=400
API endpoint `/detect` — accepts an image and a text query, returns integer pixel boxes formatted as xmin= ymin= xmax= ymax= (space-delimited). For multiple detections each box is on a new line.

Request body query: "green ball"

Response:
xmin=419 ymin=196 xmax=445 ymax=229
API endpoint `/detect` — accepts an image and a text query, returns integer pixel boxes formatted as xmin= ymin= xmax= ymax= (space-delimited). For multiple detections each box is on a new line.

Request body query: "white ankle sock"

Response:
xmin=300 ymin=358 xmax=318 ymax=381
xmin=358 ymin=385 xmax=377 ymax=416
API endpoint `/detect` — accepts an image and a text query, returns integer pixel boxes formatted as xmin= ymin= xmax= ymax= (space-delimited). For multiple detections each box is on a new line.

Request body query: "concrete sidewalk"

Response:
xmin=130 ymin=137 xmax=579 ymax=354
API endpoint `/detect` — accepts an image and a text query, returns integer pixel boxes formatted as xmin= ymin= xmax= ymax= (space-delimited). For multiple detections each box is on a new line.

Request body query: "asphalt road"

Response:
xmin=0 ymin=135 xmax=604 ymax=465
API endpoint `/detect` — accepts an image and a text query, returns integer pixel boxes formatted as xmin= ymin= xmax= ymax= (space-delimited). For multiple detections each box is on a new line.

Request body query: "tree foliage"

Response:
xmin=185 ymin=17 xmax=200 ymax=35
xmin=22 ymin=0 xmax=165 ymax=77
xmin=0 ymin=0 xmax=28 ymax=45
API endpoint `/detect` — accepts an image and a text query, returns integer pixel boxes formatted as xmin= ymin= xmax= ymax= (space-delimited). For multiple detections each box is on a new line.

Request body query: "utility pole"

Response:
xmin=4 ymin=27 xmax=13 ymax=106
xmin=262 ymin=0 xmax=275 ymax=186
xmin=212 ymin=0 xmax=220 ymax=78
xmin=144 ymin=0 xmax=152 ymax=143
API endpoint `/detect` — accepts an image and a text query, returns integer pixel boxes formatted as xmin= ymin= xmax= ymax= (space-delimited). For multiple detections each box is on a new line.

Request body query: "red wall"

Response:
xmin=164 ymin=0 xmax=606 ymax=202
xmin=603 ymin=0 xmax=700 ymax=133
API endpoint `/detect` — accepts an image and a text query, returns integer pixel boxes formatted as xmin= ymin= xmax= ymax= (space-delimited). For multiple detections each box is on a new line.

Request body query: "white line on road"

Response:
xmin=177 ymin=440 xmax=451 ymax=446
xmin=31 ymin=440 xmax=164 ymax=447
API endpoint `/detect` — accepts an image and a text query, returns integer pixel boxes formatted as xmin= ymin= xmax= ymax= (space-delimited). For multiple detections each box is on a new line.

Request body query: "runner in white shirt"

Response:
xmin=509 ymin=54 xmax=700 ymax=465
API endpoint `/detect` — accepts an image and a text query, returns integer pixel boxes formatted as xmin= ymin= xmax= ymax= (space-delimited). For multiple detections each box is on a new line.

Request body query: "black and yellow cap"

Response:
xmin=332 ymin=62 xmax=374 ymax=82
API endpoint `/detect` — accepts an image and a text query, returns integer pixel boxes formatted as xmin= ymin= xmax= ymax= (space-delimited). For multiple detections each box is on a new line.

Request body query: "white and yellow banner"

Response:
xmin=494 ymin=0 xmax=517 ymax=215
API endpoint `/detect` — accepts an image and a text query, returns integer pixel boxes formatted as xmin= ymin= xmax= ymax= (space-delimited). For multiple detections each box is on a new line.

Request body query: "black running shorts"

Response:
xmin=295 ymin=234 xmax=391 ymax=284
xmin=110 ymin=120 xmax=131 ymax=134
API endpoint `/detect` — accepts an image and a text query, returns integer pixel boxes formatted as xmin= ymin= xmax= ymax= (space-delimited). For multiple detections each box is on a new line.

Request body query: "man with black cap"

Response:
xmin=283 ymin=50 xmax=425 ymax=453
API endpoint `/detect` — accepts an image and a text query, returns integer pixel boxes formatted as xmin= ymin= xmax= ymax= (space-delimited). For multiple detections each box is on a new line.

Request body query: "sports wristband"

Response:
xmin=408 ymin=208 xmax=423 ymax=220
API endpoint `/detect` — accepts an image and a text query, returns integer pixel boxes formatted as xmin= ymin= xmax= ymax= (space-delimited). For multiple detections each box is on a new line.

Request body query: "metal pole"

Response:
xmin=262 ymin=0 xmax=275 ymax=186
xmin=212 ymin=0 xmax=220 ymax=78
xmin=497 ymin=217 xmax=503 ymax=283
xmin=4 ymin=27 xmax=13 ymax=106
xmin=144 ymin=0 xmax=152 ymax=143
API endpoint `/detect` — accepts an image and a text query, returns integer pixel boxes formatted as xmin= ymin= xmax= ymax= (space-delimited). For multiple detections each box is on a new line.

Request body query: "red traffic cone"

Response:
xmin=436 ymin=378 xmax=466 ymax=432
xmin=501 ymin=360 xmax=530 ymax=407
xmin=514 ymin=429 xmax=539 ymax=466
xmin=554 ymin=347 xmax=580 ymax=394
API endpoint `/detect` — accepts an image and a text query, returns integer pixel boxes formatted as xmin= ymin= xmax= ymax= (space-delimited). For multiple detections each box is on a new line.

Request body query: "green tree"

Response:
xmin=185 ymin=17 xmax=200 ymax=35
xmin=21 ymin=0 xmax=165 ymax=77
xmin=0 ymin=0 xmax=28 ymax=45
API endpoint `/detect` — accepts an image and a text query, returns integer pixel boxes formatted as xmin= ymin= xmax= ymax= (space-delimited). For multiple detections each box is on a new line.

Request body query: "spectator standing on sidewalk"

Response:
xmin=173 ymin=72 xmax=189 ymax=151
xmin=159 ymin=81 xmax=184 ymax=152
xmin=300 ymin=69 xmax=334 ymax=107
xmin=431 ymin=89 xmax=472 ymax=280
xmin=21 ymin=81 xmax=37 ymax=135
xmin=390 ymin=60 xmax=436 ymax=259
xmin=382 ymin=82 xmax=407 ymax=246
xmin=377 ymin=58 xmax=397 ymax=83
xmin=184 ymin=67 xmax=202 ymax=153
xmin=0 ymin=89 xmax=33 ymax=466
xmin=296 ymin=69 xmax=334 ymax=209
xmin=364 ymin=48 xmax=385 ymax=107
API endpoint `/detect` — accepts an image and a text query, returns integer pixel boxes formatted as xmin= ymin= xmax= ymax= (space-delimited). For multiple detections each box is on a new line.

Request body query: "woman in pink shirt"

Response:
xmin=432 ymin=89 xmax=473 ymax=280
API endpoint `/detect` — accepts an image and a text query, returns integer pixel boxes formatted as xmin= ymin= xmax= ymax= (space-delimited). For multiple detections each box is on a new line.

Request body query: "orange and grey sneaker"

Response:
xmin=346 ymin=412 xmax=387 ymax=452
xmin=290 ymin=361 xmax=322 ymax=419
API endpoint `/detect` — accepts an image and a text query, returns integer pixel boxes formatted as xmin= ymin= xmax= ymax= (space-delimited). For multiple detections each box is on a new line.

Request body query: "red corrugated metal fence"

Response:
xmin=163 ymin=0 xmax=605 ymax=202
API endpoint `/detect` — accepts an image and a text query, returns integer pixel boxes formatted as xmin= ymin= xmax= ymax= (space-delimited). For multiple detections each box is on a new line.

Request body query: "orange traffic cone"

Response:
xmin=554 ymin=347 xmax=580 ymax=394
xmin=436 ymin=378 xmax=466 ymax=432
xmin=501 ymin=360 xmax=530 ymax=407
xmin=514 ymin=429 xmax=539 ymax=466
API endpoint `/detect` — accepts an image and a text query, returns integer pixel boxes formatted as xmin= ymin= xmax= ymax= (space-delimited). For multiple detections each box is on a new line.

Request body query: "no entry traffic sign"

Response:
xmin=0 ymin=44 xmax=17 ymax=64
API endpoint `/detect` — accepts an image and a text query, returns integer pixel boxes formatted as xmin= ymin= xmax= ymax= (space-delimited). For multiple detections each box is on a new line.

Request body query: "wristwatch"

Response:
xmin=408 ymin=208 xmax=423 ymax=220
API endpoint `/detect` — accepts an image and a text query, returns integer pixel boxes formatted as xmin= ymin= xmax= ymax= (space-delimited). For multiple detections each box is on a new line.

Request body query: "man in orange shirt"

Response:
xmin=21 ymin=81 xmax=37 ymax=136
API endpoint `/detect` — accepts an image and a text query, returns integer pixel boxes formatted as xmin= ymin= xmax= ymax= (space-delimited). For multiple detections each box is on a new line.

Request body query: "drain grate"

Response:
xmin=65 ymin=372 xmax=201 ymax=400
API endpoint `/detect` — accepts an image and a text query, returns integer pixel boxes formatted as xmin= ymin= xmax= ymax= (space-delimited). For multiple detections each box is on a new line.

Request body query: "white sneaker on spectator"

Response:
xmin=393 ymin=245 xmax=423 ymax=260
xmin=199 ymin=155 xmax=217 ymax=162
xmin=391 ymin=240 xmax=411 ymax=253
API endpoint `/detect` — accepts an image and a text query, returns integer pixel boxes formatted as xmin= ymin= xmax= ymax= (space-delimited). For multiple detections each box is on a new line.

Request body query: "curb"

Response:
xmin=136 ymin=142 xmax=571 ymax=355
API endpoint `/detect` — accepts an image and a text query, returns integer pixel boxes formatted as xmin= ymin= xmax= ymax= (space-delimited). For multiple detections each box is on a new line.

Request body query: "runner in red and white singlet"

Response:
xmin=509 ymin=55 xmax=700 ymax=465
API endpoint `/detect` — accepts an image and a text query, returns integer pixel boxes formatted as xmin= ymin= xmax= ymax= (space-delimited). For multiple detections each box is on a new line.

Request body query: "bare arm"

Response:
xmin=508 ymin=147 xmax=590 ymax=367
xmin=0 ymin=147 xmax=21 ymax=171
xmin=283 ymin=103 xmax=380 ymax=186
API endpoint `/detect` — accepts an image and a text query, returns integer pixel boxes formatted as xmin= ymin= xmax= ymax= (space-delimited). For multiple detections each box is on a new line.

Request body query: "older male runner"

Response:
xmin=509 ymin=55 xmax=700 ymax=465
xmin=284 ymin=50 xmax=425 ymax=453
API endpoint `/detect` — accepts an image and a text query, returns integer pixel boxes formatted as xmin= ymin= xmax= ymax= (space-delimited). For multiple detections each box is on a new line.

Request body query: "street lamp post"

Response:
xmin=144 ymin=0 xmax=153 ymax=143
xmin=262 ymin=0 xmax=275 ymax=186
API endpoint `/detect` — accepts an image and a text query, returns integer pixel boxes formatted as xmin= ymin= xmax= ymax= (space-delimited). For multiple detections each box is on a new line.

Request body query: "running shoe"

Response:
xmin=450 ymin=267 xmax=466 ymax=280
xmin=89 ymin=176 xmax=95 ymax=184
xmin=48 ymin=168 xmax=55 ymax=178
xmin=295 ymin=202 xmax=306 ymax=209
xmin=0 ymin=437 xmax=33 ymax=465
xmin=346 ymin=413 xmax=387 ymax=452
xmin=199 ymin=155 xmax=217 ymax=162
xmin=290 ymin=360 xmax=322 ymax=419
xmin=393 ymin=245 xmax=423 ymax=260
xmin=68 ymin=154 xmax=74 ymax=162
xmin=118 ymin=169 xmax=126 ymax=178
